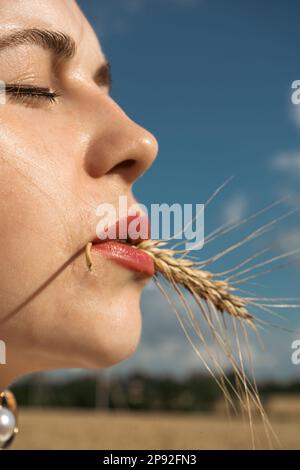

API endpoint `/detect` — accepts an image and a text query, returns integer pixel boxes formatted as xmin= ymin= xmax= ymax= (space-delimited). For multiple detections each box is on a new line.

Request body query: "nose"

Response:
xmin=84 ymin=95 xmax=158 ymax=183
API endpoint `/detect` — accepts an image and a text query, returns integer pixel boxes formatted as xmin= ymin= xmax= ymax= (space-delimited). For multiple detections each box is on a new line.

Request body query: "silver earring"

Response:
xmin=0 ymin=390 xmax=18 ymax=449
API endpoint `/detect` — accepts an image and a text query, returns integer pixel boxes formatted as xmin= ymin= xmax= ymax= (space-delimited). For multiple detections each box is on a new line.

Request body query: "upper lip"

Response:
xmin=92 ymin=214 xmax=151 ymax=246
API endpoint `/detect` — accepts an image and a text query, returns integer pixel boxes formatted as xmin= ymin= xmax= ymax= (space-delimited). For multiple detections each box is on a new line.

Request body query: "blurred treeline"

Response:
xmin=11 ymin=373 xmax=300 ymax=411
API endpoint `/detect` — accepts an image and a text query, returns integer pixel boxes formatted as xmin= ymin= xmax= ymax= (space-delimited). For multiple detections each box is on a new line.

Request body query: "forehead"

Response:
xmin=0 ymin=0 xmax=105 ymax=63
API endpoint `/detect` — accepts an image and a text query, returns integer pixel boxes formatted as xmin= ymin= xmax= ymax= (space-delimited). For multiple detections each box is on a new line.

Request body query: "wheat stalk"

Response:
xmin=135 ymin=239 xmax=278 ymax=447
xmin=137 ymin=239 xmax=253 ymax=324
xmin=85 ymin=228 xmax=296 ymax=448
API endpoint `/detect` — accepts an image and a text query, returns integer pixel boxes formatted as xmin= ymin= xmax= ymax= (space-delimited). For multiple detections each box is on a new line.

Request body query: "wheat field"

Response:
xmin=9 ymin=403 xmax=300 ymax=450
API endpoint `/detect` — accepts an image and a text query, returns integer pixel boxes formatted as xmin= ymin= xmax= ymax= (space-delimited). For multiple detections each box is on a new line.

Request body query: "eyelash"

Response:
xmin=5 ymin=84 xmax=60 ymax=104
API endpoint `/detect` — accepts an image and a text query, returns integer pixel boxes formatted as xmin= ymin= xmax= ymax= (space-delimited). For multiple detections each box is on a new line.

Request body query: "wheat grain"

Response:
xmin=137 ymin=239 xmax=253 ymax=323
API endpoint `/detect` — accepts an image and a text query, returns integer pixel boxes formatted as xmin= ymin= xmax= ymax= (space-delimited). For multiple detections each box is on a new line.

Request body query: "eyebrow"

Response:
xmin=0 ymin=28 xmax=112 ymax=90
xmin=0 ymin=28 xmax=76 ymax=59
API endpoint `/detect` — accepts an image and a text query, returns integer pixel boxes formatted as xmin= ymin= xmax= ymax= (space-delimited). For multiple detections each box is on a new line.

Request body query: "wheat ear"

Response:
xmin=137 ymin=239 xmax=253 ymax=324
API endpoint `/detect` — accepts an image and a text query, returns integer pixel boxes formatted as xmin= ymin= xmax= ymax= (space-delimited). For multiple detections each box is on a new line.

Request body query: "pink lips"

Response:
xmin=91 ymin=215 xmax=155 ymax=277
xmin=91 ymin=241 xmax=155 ymax=277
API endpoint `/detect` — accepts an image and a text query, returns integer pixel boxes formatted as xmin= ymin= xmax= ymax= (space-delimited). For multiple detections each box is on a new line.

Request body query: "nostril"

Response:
xmin=107 ymin=159 xmax=136 ymax=174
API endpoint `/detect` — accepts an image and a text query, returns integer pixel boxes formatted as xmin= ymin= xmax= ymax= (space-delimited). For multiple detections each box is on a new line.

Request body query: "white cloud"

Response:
xmin=272 ymin=152 xmax=300 ymax=177
xmin=270 ymin=106 xmax=300 ymax=220
xmin=271 ymin=105 xmax=300 ymax=180
xmin=276 ymin=188 xmax=300 ymax=208
xmin=222 ymin=193 xmax=248 ymax=225
xmin=274 ymin=227 xmax=300 ymax=254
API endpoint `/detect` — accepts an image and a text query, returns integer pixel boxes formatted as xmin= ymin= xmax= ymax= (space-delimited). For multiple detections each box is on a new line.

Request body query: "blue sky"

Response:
xmin=76 ymin=0 xmax=300 ymax=381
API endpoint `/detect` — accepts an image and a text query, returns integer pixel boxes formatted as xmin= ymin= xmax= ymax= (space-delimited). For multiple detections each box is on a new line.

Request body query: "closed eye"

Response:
xmin=5 ymin=84 xmax=60 ymax=105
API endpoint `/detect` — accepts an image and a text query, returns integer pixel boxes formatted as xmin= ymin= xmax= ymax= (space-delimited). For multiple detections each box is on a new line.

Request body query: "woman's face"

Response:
xmin=0 ymin=0 xmax=158 ymax=385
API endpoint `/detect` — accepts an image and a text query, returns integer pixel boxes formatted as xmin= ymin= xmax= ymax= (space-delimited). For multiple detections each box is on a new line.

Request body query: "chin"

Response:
xmin=64 ymin=286 xmax=143 ymax=370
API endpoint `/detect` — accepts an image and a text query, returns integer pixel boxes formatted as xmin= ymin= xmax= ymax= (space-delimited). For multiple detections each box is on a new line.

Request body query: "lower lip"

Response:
xmin=91 ymin=241 xmax=155 ymax=277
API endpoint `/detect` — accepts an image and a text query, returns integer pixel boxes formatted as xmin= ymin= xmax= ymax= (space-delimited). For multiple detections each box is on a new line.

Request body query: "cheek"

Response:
xmin=0 ymin=163 xmax=72 ymax=296
xmin=0 ymin=124 xmax=80 ymax=332
xmin=0 ymin=118 xmax=80 ymax=265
